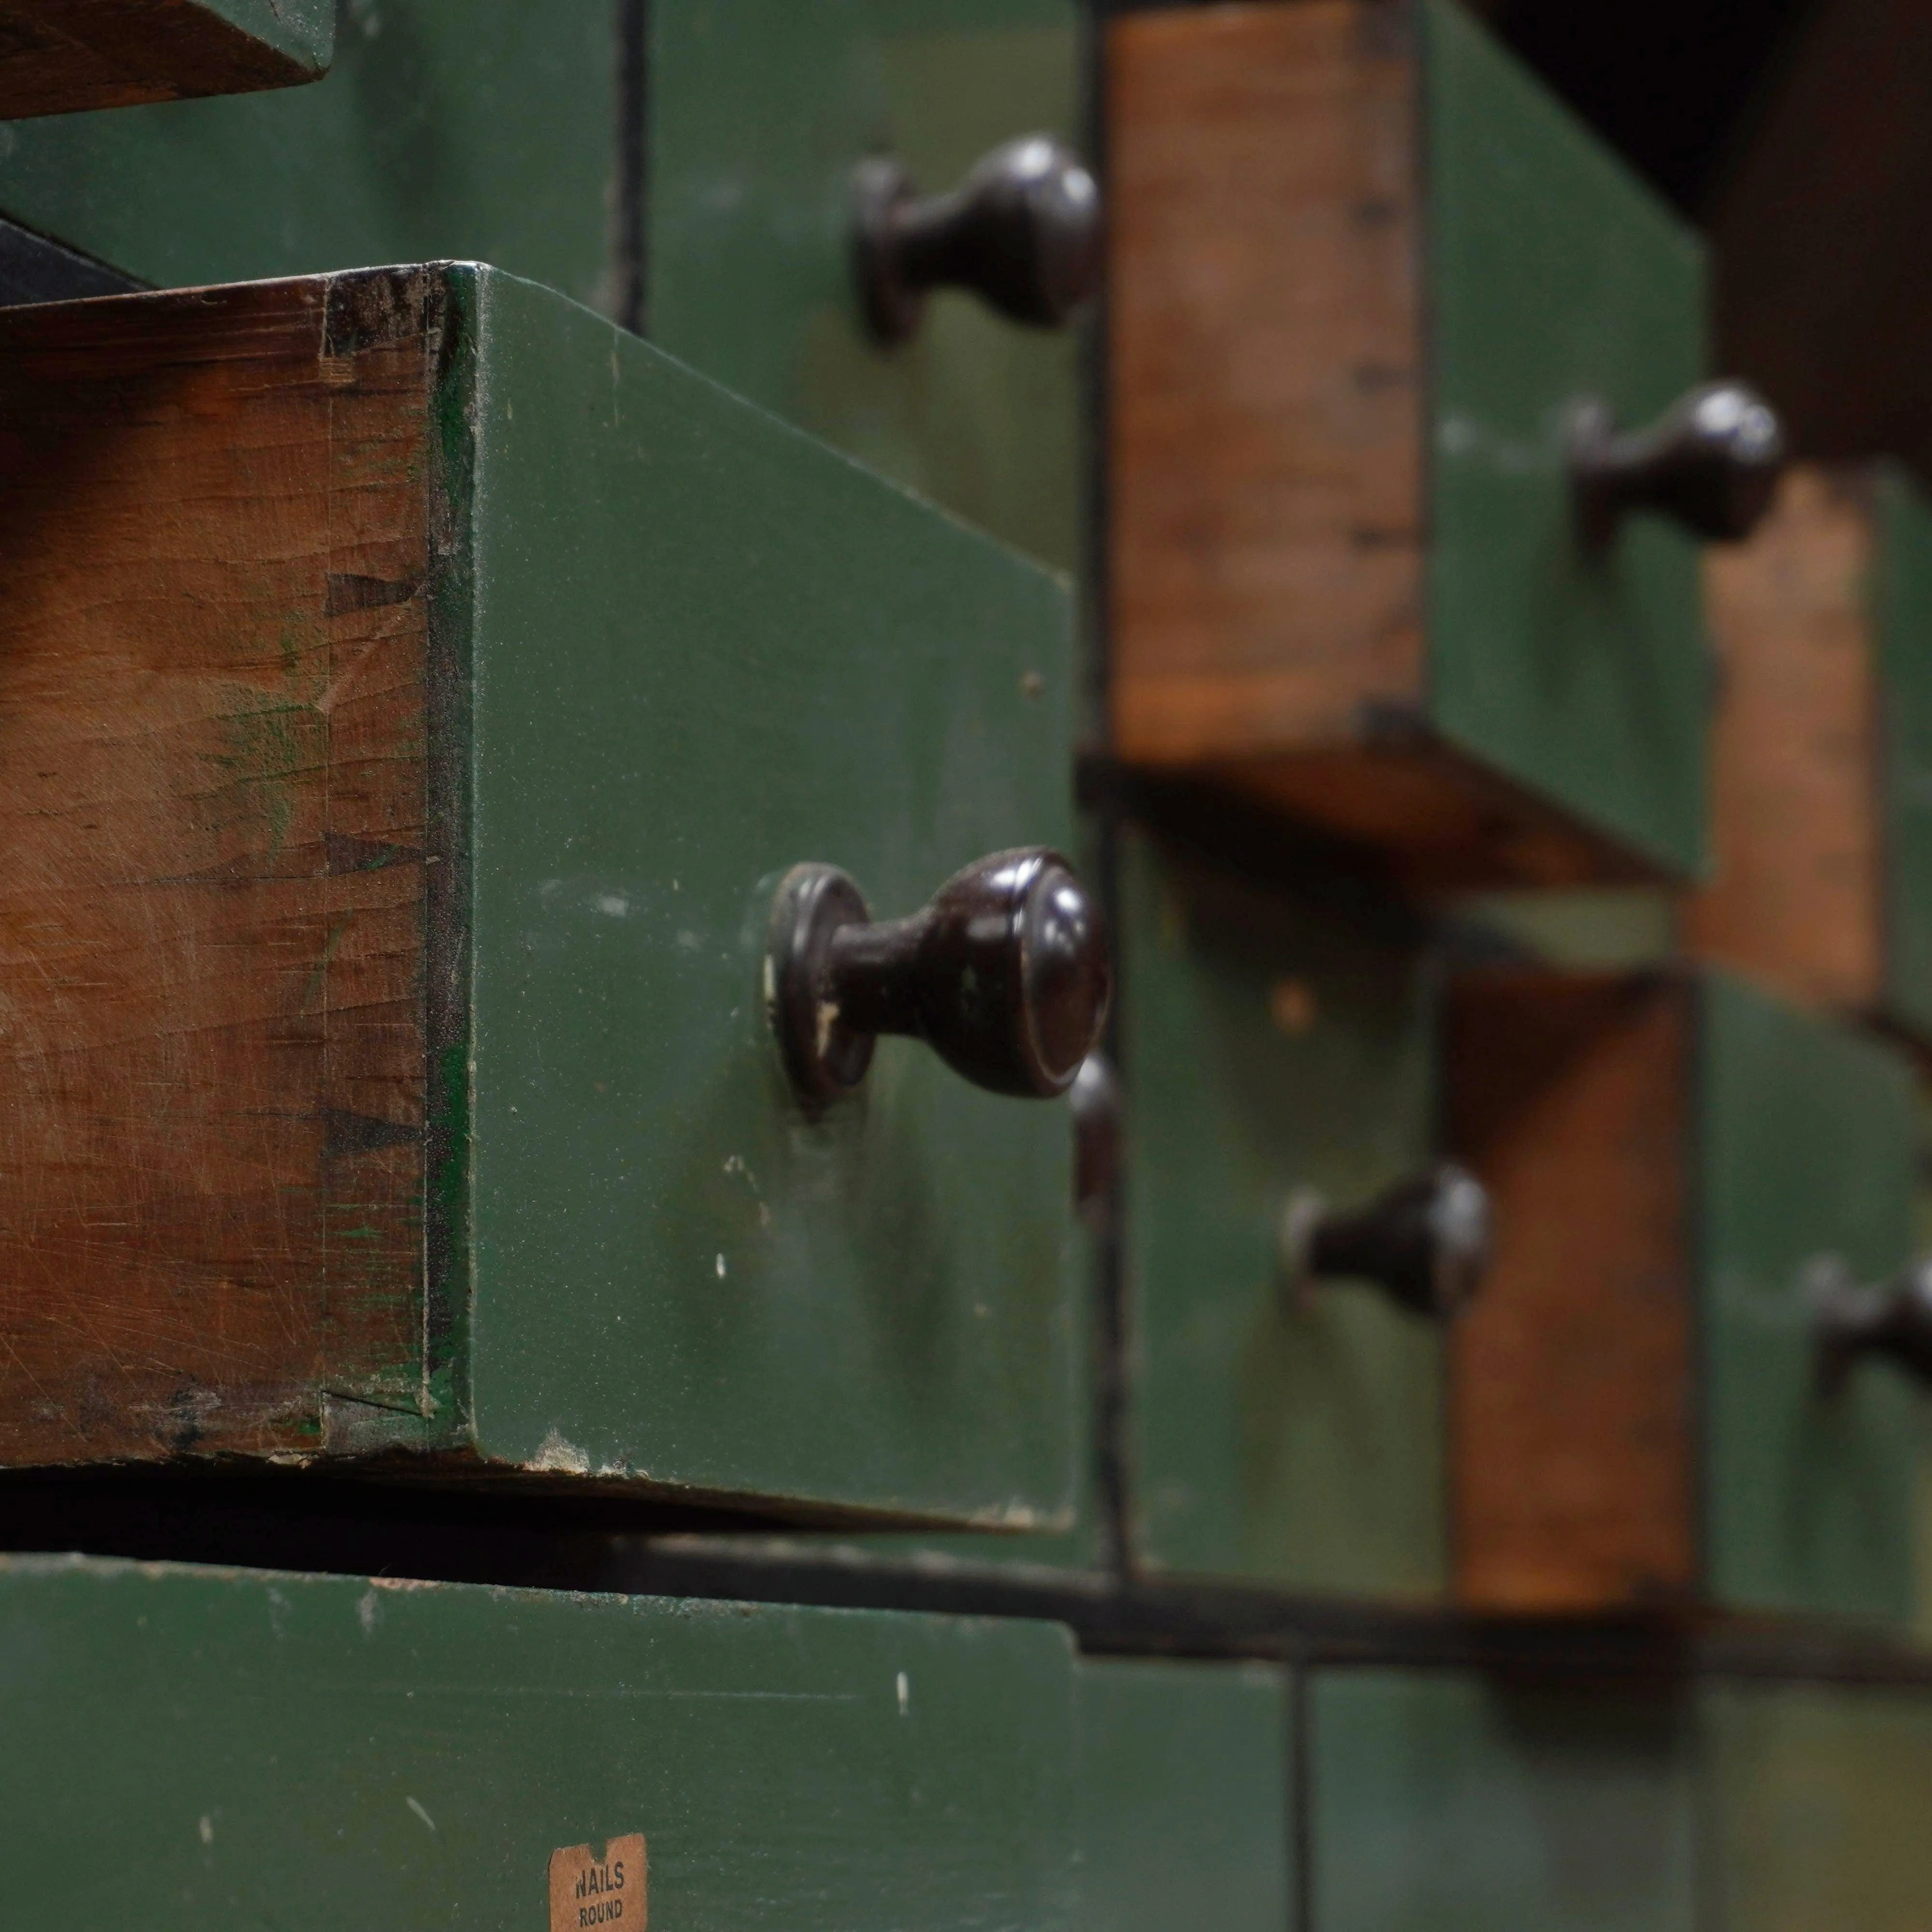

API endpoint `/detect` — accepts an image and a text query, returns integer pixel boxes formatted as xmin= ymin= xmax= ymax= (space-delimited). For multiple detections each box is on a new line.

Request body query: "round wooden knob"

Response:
xmin=768 ymin=848 xmax=1110 ymax=1113
xmin=1808 ymin=1255 xmax=1932 ymax=1394
xmin=1570 ymin=381 xmax=1787 ymax=548
xmin=1280 ymin=1165 xmax=1491 ymax=1321
xmin=854 ymin=134 xmax=1101 ymax=344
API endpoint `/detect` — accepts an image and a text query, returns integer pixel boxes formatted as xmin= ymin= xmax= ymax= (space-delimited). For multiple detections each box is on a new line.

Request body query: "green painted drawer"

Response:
xmin=0 ymin=0 xmax=332 ymax=117
xmin=0 ymin=1555 xmax=1079 ymax=1928
xmin=0 ymin=264 xmax=1081 ymax=1527
xmin=1703 ymin=1679 xmax=1932 ymax=1932
xmin=1111 ymin=0 xmax=1725 ymax=886
xmin=0 ymin=0 xmax=617 ymax=318
xmin=1076 ymin=1657 xmax=1293 ymax=1932
xmin=648 ymin=0 xmax=1086 ymax=571
xmin=1451 ymin=968 xmax=1926 ymax=1622
xmin=1119 ymin=822 xmax=1446 ymax=1595
xmin=1308 ymin=1670 xmax=1697 ymax=1932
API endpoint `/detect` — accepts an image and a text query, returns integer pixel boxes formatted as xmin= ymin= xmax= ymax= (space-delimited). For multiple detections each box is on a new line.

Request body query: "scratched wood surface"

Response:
xmin=1447 ymin=971 xmax=1699 ymax=1611
xmin=1108 ymin=1 xmax=1425 ymax=770
xmin=1686 ymin=466 xmax=1884 ymax=1017
xmin=0 ymin=0 xmax=331 ymax=118
xmin=0 ymin=273 xmax=437 ymax=1464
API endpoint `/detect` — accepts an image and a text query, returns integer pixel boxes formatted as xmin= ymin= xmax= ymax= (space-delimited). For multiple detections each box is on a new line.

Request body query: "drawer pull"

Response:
xmin=1808 ymin=1255 xmax=1932 ymax=1393
xmin=854 ymin=135 xmax=1101 ymax=345
xmin=1570 ymin=381 xmax=1787 ymax=549
xmin=768 ymin=848 xmax=1110 ymax=1112
xmin=1280 ymin=1166 xmax=1491 ymax=1321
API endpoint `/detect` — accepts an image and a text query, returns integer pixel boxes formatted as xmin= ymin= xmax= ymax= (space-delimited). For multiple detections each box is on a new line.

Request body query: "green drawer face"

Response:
xmin=0 ymin=1556 xmax=1079 ymax=1929
xmin=1701 ymin=974 xmax=1924 ymax=1619
xmin=648 ymin=0 xmax=1084 ymax=571
xmin=1309 ymin=1670 xmax=1696 ymax=1932
xmin=1704 ymin=1680 xmax=1932 ymax=1932
xmin=0 ymin=0 xmax=617 ymax=316
xmin=0 ymin=266 xmax=1077 ymax=1526
xmin=1076 ymin=1657 xmax=1293 ymax=1932
xmin=1120 ymin=825 xmax=1445 ymax=1594
xmin=1874 ymin=467 xmax=1932 ymax=1038
xmin=1425 ymin=0 xmax=1708 ymax=879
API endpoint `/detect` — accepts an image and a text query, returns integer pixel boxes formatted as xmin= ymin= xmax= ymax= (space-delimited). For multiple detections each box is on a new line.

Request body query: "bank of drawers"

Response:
xmin=0 ymin=265 xmax=1093 ymax=1527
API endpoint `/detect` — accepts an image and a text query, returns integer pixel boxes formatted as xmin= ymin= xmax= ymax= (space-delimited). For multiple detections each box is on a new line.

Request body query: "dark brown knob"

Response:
xmin=854 ymin=134 xmax=1101 ymax=345
xmin=767 ymin=848 xmax=1110 ymax=1114
xmin=1070 ymin=1052 xmax=1121 ymax=1223
xmin=1570 ymin=381 xmax=1787 ymax=549
xmin=1280 ymin=1165 xmax=1491 ymax=1321
xmin=1808 ymin=1255 xmax=1932 ymax=1395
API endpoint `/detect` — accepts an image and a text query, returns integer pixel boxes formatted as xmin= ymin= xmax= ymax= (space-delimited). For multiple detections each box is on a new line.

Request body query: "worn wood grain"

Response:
xmin=1448 ymin=971 xmax=1699 ymax=1611
xmin=0 ymin=274 xmax=438 ymax=1465
xmin=0 ymin=0 xmax=328 ymax=118
xmin=1686 ymin=466 xmax=1885 ymax=1015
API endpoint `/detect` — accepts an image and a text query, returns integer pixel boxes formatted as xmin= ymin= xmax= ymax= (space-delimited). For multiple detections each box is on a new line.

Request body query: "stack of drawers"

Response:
xmin=0 ymin=2 xmax=1929 ymax=1925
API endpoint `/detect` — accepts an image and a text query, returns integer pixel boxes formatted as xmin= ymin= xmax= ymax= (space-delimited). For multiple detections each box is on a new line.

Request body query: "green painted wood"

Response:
xmin=1119 ymin=825 xmax=1445 ymax=1594
xmin=1698 ymin=972 xmax=1925 ymax=1621
xmin=1075 ymin=1658 xmax=1293 ymax=1932
xmin=1704 ymin=1681 xmax=1932 ymax=1932
xmin=1425 ymin=0 xmax=1708 ymax=879
xmin=1309 ymin=1669 xmax=1696 ymax=1932
xmin=648 ymin=0 xmax=1084 ymax=571
xmin=446 ymin=267 xmax=1076 ymax=1522
xmin=1874 ymin=464 xmax=1932 ymax=1041
xmin=0 ymin=0 xmax=618 ymax=317
xmin=0 ymin=1554 xmax=1079 ymax=1928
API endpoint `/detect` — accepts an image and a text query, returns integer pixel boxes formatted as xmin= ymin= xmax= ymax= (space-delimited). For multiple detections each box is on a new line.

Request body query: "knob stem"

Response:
xmin=1570 ymin=380 xmax=1787 ymax=549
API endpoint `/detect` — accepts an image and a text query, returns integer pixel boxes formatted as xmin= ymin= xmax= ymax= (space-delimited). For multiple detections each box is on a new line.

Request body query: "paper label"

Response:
xmin=549 ymin=1833 xmax=647 ymax=1932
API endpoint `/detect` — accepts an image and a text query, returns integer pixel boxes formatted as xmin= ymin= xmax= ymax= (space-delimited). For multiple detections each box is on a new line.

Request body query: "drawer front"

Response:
xmin=1874 ymin=466 xmax=1932 ymax=1037
xmin=0 ymin=1556 xmax=1078 ymax=1928
xmin=0 ymin=266 xmax=1081 ymax=1525
xmin=1700 ymin=973 xmax=1923 ymax=1620
xmin=1120 ymin=825 xmax=1445 ymax=1593
xmin=1704 ymin=1680 xmax=1932 ymax=1932
xmin=1076 ymin=1658 xmax=1293 ymax=1932
xmin=1309 ymin=1669 xmax=1696 ymax=1932
xmin=0 ymin=0 xmax=333 ymax=117
xmin=0 ymin=0 xmax=616 ymax=315
xmin=649 ymin=0 xmax=1085 ymax=570
xmin=1425 ymin=0 xmax=1707 ymax=880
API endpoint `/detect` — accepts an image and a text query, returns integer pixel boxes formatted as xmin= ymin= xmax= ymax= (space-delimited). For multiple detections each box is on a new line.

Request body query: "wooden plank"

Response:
xmin=1685 ymin=465 xmax=1884 ymax=1016
xmin=1447 ymin=970 xmax=1698 ymax=1610
xmin=1108 ymin=0 xmax=1425 ymax=766
xmin=0 ymin=0 xmax=331 ymax=118
xmin=0 ymin=273 xmax=437 ymax=1465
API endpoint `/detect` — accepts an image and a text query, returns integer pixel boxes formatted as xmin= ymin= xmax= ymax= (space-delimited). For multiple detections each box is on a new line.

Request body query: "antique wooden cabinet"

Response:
xmin=1076 ymin=1658 xmax=1294 ymax=1932
xmin=0 ymin=0 xmax=331 ymax=116
xmin=1307 ymin=1669 xmax=1697 ymax=1932
xmin=1109 ymin=0 xmax=1777 ymax=886
xmin=1117 ymin=820 xmax=1448 ymax=1596
xmin=1690 ymin=463 xmax=1932 ymax=1043
xmin=0 ymin=265 xmax=1104 ymax=1526
xmin=1450 ymin=968 xmax=1926 ymax=1621
xmin=0 ymin=1556 xmax=1080 ymax=1929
